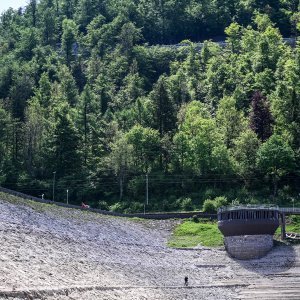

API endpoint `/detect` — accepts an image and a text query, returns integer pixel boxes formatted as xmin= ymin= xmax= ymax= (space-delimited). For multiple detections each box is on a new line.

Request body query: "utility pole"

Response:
xmin=146 ymin=174 xmax=149 ymax=205
xmin=119 ymin=176 xmax=123 ymax=200
xmin=52 ymin=171 xmax=56 ymax=202
xmin=144 ymin=173 xmax=149 ymax=215
xmin=67 ymin=189 xmax=69 ymax=205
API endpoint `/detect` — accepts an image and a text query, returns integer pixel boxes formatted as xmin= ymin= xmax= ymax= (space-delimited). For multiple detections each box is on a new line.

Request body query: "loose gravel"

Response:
xmin=0 ymin=197 xmax=299 ymax=299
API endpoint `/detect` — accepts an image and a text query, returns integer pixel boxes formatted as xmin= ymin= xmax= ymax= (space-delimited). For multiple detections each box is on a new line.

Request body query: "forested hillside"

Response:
xmin=1 ymin=0 xmax=300 ymax=212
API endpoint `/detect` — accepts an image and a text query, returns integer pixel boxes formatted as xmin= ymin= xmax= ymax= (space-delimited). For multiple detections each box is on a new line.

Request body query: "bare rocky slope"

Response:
xmin=0 ymin=193 xmax=299 ymax=300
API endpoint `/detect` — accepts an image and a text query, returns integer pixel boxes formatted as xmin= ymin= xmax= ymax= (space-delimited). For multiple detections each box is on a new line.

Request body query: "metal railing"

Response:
xmin=279 ymin=207 xmax=300 ymax=214
xmin=218 ymin=205 xmax=300 ymax=215
xmin=157 ymin=38 xmax=297 ymax=50
xmin=218 ymin=204 xmax=279 ymax=213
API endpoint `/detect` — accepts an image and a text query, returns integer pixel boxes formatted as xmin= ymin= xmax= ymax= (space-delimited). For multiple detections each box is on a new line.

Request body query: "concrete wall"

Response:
xmin=224 ymin=235 xmax=274 ymax=260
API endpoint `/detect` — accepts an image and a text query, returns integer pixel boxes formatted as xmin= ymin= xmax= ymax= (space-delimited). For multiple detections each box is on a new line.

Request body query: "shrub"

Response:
xmin=124 ymin=202 xmax=144 ymax=213
xmin=231 ymin=199 xmax=240 ymax=206
xmin=291 ymin=215 xmax=300 ymax=223
xmin=248 ymin=197 xmax=260 ymax=205
xmin=176 ymin=197 xmax=194 ymax=211
xmin=109 ymin=202 xmax=127 ymax=213
xmin=191 ymin=215 xmax=199 ymax=223
xmin=203 ymin=188 xmax=219 ymax=200
xmin=202 ymin=199 xmax=216 ymax=213
xmin=97 ymin=200 xmax=109 ymax=210
xmin=214 ymin=196 xmax=227 ymax=209
xmin=161 ymin=199 xmax=174 ymax=212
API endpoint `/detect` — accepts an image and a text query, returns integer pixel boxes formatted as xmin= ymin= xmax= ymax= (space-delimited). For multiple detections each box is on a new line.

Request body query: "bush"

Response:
xmin=231 ymin=199 xmax=240 ymax=206
xmin=161 ymin=199 xmax=174 ymax=212
xmin=248 ymin=197 xmax=260 ymax=205
xmin=124 ymin=202 xmax=144 ymax=213
xmin=176 ymin=197 xmax=194 ymax=211
xmin=97 ymin=200 xmax=109 ymax=210
xmin=203 ymin=188 xmax=219 ymax=200
xmin=202 ymin=199 xmax=216 ymax=213
xmin=214 ymin=196 xmax=227 ymax=209
xmin=191 ymin=215 xmax=199 ymax=223
xmin=291 ymin=215 xmax=300 ymax=223
xmin=109 ymin=202 xmax=127 ymax=213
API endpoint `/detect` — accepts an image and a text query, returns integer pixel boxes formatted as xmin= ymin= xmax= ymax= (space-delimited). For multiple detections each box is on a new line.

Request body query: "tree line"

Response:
xmin=0 ymin=0 xmax=300 ymax=212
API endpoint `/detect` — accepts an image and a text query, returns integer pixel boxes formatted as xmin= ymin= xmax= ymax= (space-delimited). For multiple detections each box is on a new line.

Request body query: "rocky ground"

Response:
xmin=0 ymin=195 xmax=299 ymax=300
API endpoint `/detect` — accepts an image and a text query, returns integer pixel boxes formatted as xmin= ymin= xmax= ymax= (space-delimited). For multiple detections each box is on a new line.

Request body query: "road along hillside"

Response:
xmin=0 ymin=194 xmax=299 ymax=300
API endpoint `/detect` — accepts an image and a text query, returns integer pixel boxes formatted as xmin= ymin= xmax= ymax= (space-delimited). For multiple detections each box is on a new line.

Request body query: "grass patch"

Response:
xmin=274 ymin=216 xmax=300 ymax=244
xmin=275 ymin=215 xmax=300 ymax=235
xmin=286 ymin=216 xmax=300 ymax=233
xmin=167 ymin=219 xmax=223 ymax=248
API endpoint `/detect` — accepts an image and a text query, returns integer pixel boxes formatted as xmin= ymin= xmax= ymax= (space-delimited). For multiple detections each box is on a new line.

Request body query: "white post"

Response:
xmin=67 ymin=189 xmax=69 ymax=205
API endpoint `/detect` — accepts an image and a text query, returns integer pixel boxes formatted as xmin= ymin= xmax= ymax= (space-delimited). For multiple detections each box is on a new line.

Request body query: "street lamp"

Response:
xmin=52 ymin=171 xmax=56 ymax=202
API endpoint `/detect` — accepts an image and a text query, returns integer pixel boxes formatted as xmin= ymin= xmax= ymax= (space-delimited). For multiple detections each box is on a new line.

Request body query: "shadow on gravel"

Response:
xmin=233 ymin=243 xmax=296 ymax=275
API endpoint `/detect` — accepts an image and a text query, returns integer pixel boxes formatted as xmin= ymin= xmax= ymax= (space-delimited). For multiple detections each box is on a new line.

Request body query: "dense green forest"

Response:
xmin=1 ymin=0 xmax=300 ymax=212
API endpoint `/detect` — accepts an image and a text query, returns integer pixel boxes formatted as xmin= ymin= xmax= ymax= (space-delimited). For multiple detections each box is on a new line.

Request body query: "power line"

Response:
xmin=2 ymin=173 xmax=300 ymax=185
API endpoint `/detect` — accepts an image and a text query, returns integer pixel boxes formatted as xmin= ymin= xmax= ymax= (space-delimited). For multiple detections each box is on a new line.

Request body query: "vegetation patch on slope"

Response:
xmin=167 ymin=219 xmax=223 ymax=248
xmin=0 ymin=191 xmax=113 ymax=223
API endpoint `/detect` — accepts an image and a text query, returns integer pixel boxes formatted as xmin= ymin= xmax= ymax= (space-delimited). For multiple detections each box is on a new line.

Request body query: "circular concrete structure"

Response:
xmin=224 ymin=235 xmax=274 ymax=259
xmin=218 ymin=206 xmax=280 ymax=260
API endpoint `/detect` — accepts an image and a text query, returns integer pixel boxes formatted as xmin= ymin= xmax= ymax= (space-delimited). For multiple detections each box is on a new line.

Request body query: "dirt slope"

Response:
xmin=0 ymin=195 xmax=299 ymax=299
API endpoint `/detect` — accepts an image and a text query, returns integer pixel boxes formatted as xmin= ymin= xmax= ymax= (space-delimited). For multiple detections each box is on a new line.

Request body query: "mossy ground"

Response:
xmin=167 ymin=219 xmax=223 ymax=248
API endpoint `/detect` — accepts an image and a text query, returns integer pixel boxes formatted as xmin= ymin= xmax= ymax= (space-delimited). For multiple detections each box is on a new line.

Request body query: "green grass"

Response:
xmin=286 ymin=216 xmax=300 ymax=232
xmin=275 ymin=216 xmax=300 ymax=234
xmin=274 ymin=216 xmax=300 ymax=245
xmin=167 ymin=220 xmax=223 ymax=248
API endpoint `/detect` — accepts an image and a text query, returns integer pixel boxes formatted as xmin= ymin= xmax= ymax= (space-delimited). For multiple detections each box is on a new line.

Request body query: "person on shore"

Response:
xmin=184 ymin=276 xmax=188 ymax=286
xmin=81 ymin=202 xmax=90 ymax=209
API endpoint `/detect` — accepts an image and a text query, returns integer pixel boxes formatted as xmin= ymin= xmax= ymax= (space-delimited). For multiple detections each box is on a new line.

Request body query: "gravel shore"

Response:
xmin=0 ymin=196 xmax=299 ymax=299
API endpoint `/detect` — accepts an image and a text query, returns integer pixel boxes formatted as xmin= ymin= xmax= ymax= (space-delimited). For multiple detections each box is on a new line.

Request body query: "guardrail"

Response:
xmin=218 ymin=205 xmax=279 ymax=213
xmin=218 ymin=205 xmax=300 ymax=215
xmin=279 ymin=207 xmax=300 ymax=214
xmin=0 ymin=186 xmax=216 ymax=220
xmin=157 ymin=38 xmax=297 ymax=50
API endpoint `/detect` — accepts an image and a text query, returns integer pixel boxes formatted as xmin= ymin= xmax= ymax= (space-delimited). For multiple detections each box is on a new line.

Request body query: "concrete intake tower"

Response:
xmin=218 ymin=206 xmax=280 ymax=260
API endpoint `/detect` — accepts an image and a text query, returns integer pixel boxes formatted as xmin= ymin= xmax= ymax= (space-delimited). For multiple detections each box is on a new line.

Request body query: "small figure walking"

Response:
xmin=184 ymin=276 xmax=188 ymax=286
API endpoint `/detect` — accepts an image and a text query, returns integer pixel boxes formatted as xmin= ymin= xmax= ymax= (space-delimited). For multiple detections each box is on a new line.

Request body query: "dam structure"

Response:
xmin=218 ymin=206 xmax=280 ymax=260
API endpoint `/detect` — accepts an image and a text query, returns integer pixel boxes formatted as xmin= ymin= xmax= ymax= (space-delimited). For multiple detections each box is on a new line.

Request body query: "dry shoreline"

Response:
xmin=0 ymin=197 xmax=299 ymax=299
